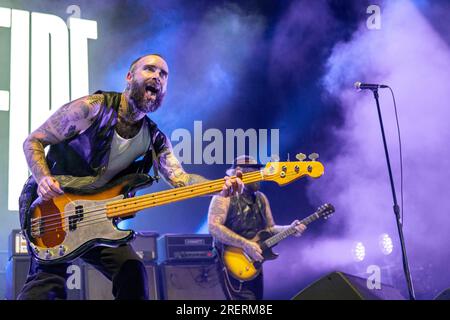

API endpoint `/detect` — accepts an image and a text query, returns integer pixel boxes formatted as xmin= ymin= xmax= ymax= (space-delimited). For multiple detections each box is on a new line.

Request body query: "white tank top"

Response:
xmin=90 ymin=120 xmax=151 ymax=188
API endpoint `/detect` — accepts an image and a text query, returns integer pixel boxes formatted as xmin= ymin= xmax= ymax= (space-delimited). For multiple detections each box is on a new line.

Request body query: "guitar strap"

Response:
xmin=140 ymin=128 xmax=161 ymax=183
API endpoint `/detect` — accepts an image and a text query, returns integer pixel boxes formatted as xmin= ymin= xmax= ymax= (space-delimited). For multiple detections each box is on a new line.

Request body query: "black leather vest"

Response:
xmin=224 ymin=191 xmax=267 ymax=240
xmin=46 ymin=91 xmax=169 ymax=179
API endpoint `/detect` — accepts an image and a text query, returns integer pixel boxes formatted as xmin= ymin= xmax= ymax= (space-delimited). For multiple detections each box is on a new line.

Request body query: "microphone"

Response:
xmin=354 ymin=81 xmax=388 ymax=90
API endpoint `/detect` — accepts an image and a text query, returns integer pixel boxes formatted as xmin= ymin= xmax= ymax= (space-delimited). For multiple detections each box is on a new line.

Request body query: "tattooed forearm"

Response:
xmin=210 ymin=218 xmax=250 ymax=249
xmin=158 ymin=150 xmax=208 ymax=187
xmin=187 ymin=174 xmax=209 ymax=185
xmin=268 ymin=225 xmax=289 ymax=235
xmin=208 ymin=196 xmax=249 ymax=249
xmin=23 ymin=138 xmax=51 ymax=183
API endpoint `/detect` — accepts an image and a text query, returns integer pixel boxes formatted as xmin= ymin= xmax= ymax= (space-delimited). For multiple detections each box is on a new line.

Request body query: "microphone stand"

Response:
xmin=371 ymin=89 xmax=415 ymax=300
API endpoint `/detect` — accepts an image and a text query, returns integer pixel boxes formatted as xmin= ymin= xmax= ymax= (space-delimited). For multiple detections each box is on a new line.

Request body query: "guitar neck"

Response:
xmin=106 ymin=171 xmax=265 ymax=218
xmin=263 ymin=210 xmax=322 ymax=249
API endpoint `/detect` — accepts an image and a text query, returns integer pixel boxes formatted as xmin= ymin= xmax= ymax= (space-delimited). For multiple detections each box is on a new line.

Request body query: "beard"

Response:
xmin=245 ymin=182 xmax=261 ymax=193
xmin=128 ymin=78 xmax=165 ymax=113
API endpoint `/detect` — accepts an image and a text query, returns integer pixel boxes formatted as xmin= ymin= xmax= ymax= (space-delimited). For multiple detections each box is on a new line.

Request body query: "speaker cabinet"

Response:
xmin=292 ymin=271 xmax=405 ymax=300
xmin=5 ymin=256 xmax=83 ymax=300
xmin=83 ymin=263 xmax=159 ymax=300
xmin=159 ymin=261 xmax=226 ymax=300
xmin=5 ymin=256 xmax=30 ymax=300
xmin=434 ymin=288 xmax=450 ymax=300
xmin=131 ymin=231 xmax=159 ymax=262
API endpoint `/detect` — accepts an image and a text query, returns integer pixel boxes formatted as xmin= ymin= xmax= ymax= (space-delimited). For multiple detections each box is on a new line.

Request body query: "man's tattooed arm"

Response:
xmin=260 ymin=192 xmax=288 ymax=234
xmin=208 ymin=196 xmax=251 ymax=249
xmin=157 ymin=148 xmax=244 ymax=198
xmin=23 ymin=94 xmax=103 ymax=183
xmin=158 ymin=149 xmax=208 ymax=187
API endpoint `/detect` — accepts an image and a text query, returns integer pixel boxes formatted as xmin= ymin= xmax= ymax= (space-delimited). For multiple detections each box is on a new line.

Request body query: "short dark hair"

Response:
xmin=128 ymin=53 xmax=165 ymax=72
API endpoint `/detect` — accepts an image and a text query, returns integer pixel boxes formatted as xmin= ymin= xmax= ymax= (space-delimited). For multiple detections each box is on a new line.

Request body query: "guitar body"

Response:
xmin=222 ymin=230 xmax=279 ymax=282
xmin=23 ymin=174 xmax=153 ymax=264
xmin=222 ymin=203 xmax=335 ymax=282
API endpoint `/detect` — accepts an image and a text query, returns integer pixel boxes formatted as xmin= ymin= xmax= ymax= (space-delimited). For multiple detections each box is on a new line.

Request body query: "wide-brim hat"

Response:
xmin=226 ymin=155 xmax=265 ymax=176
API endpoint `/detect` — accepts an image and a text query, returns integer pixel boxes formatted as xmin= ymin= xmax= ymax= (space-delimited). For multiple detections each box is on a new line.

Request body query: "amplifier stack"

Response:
xmin=5 ymin=230 xmax=225 ymax=300
xmin=157 ymin=234 xmax=225 ymax=300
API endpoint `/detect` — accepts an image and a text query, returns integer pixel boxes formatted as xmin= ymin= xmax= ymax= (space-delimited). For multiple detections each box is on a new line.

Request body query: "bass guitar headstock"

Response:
xmin=262 ymin=153 xmax=324 ymax=186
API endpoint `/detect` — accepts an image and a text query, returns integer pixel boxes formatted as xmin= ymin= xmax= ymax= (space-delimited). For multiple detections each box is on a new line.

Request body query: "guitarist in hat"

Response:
xmin=208 ymin=155 xmax=306 ymax=300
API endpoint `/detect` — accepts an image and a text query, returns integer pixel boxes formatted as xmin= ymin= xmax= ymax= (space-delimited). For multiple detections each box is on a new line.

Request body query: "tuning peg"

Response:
xmin=308 ymin=153 xmax=319 ymax=161
xmin=295 ymin=153 xmax=306 ymax=161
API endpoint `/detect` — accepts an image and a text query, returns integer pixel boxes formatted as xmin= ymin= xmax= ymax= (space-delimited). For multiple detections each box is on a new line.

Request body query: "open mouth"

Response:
xmin=145 ymin=84 xmax=159 ymax=95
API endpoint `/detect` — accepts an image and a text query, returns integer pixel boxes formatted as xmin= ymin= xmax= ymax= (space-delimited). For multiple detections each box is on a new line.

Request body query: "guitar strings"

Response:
xmin=264 ymin=209 xmax=331 ymax=248
xmin=32 ymin=170 xmax=308 ymax=237
xmin=32 ymin=161 xmax=318 ymax=227
xmin=31 ymin=170 xmax=268 ymax=235
xmin=31 ymin=170 xmax=263 ymax=227
xmin=32 ymin=171 xmax=267 ymax=236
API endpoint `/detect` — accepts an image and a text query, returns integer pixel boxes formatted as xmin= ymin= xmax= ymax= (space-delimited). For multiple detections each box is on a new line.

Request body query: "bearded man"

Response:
xmin=18 ymin=54 xmax=243 ymax=300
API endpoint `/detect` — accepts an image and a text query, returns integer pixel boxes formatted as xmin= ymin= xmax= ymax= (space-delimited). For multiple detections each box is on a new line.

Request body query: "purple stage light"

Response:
xmin=379 ymin=233 xmax=394 ymax=255
xmin=352 ymin=242 xmax=366 ymax=262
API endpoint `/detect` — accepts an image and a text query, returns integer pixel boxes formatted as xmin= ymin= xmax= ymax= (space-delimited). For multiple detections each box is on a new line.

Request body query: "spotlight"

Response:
xmin=352 ymin=242 xmax=366 ymax=262
xmin=379 ymin=233 xmax=393 ymax=255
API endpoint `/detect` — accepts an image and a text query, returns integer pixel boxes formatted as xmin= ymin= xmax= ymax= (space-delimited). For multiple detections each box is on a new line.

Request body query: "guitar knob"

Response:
xmin=308 ymin=153 xmax=319 ymax=161
xmin=45 ymin=249 xmax=53 ymax=260
xmin=295 ymin=153 xmax=306 ymax=161
xmin=58 ymin=245 xmax=66 ymax=256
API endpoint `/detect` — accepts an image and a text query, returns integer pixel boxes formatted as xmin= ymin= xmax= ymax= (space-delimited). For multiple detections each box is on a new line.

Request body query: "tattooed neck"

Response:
xmin=120 ymin=91 xmax=145 ymax=124
xmin=116 ymin=93 xmax=144 ymax=139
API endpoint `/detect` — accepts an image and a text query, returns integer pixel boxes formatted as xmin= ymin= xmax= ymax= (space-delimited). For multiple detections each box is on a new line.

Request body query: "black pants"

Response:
xmin=17 ymin=244 xmax=148 ymax=300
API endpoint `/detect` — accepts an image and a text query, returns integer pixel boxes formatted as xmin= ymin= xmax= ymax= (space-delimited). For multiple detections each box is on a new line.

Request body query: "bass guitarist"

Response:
xmin=18 ymin=54 xmax=244 ymax=300
xmin=208 ymin=155 xmax=306 ymax=300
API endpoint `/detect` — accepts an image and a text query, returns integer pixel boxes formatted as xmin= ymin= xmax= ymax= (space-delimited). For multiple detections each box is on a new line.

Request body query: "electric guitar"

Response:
xmin=221 ymin=203 xmax=335 ymax=281
xmin=22 ymin=156 xmax=324 ymax=264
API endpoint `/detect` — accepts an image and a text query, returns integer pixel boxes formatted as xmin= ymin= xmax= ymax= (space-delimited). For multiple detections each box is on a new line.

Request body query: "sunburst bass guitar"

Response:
xmin=22 ymin=157 xmax=324 ymax=264
xmin=222 ymin=203 xmax=335 ymax=281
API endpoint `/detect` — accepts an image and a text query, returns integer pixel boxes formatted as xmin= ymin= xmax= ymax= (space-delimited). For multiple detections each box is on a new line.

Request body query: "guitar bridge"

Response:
xmin=30 ymin=217 xmax=42 ymax=238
